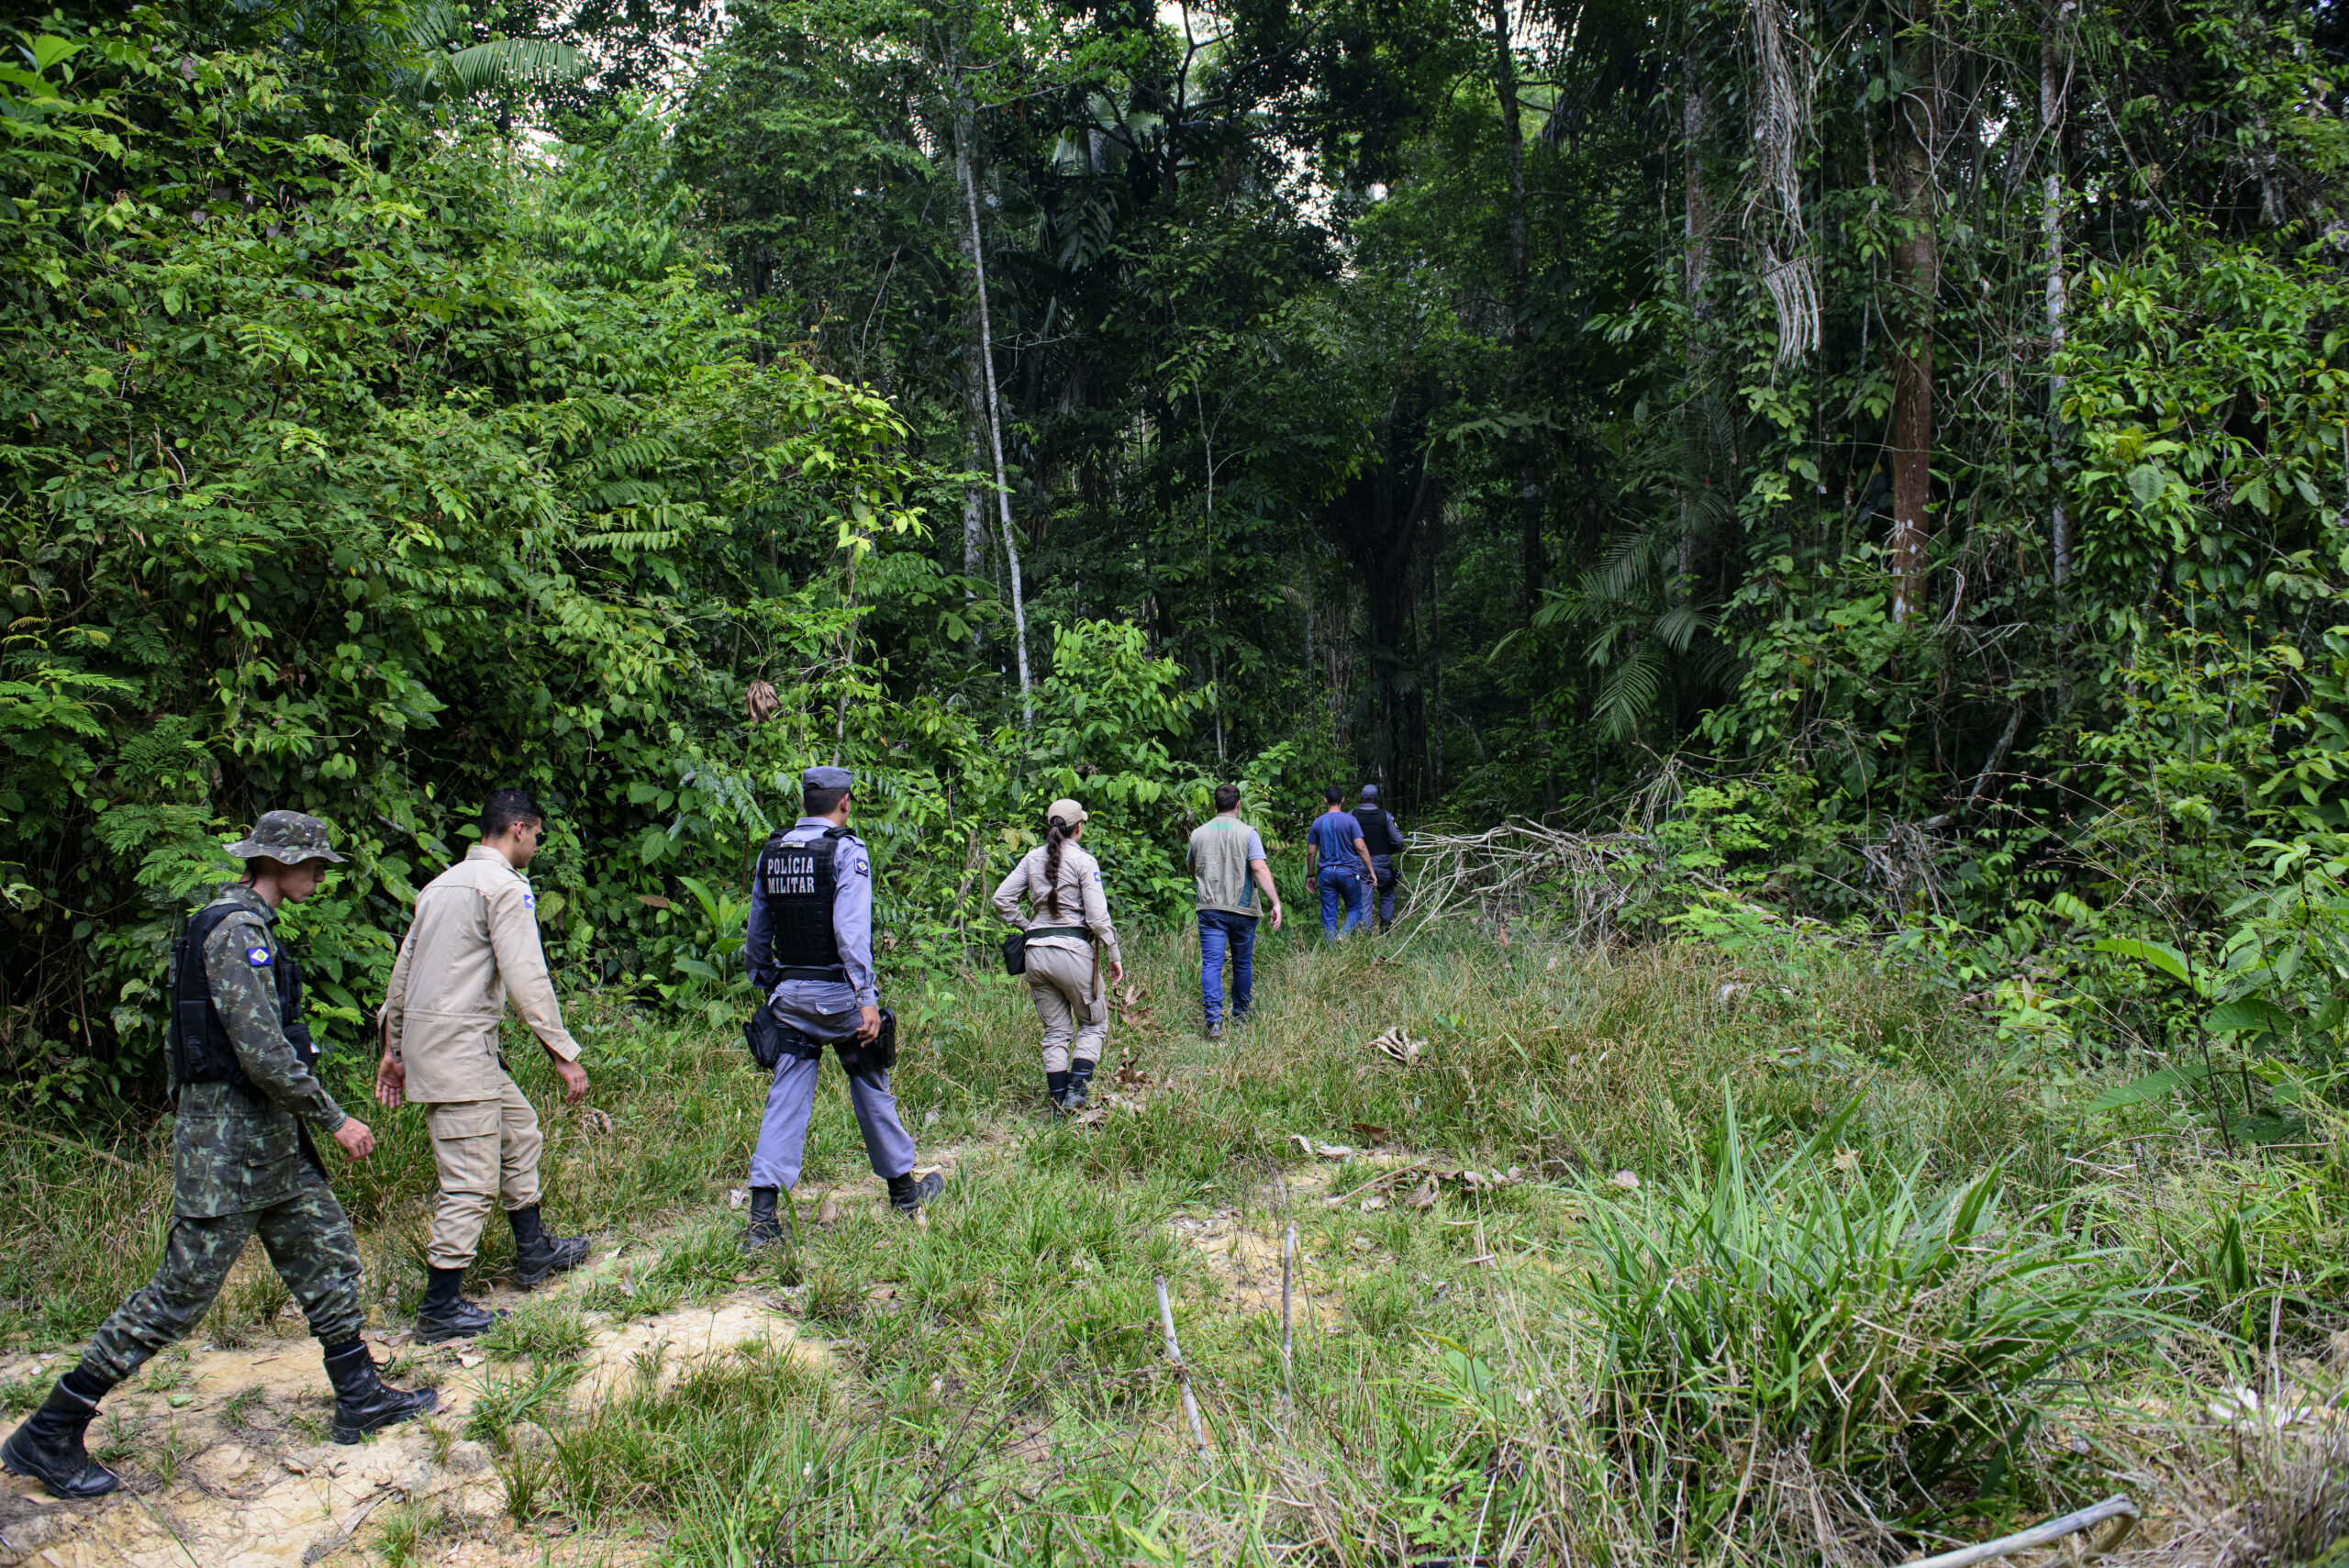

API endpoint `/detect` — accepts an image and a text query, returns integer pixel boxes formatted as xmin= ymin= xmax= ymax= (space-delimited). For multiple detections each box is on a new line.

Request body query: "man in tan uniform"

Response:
xmin=375 ymin=789 xmax=591 ymax=1341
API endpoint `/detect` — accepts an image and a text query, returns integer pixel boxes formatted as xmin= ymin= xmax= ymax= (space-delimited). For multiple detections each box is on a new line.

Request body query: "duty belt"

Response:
xmin=774 ymin=964 xmax=850 ymax=982
xmin=1023 ymin=926 xmax=1091 ymax=940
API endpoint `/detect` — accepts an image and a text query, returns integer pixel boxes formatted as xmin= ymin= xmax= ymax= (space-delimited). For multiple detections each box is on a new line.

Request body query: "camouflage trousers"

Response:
xmin=82 ymin=1173 xmax=367 ymax=1385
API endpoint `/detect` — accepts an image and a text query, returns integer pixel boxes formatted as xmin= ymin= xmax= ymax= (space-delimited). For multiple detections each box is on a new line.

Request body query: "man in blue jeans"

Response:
xmin=1185 ymin=784 xmax=1284 ymax=1040
xmin=1303 ymin=786 xmax=1375 ymax=938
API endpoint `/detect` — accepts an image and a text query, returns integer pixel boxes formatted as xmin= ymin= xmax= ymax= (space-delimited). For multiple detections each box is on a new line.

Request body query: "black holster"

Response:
xmin=834 ymin=1008 xmax=896 ymax=1078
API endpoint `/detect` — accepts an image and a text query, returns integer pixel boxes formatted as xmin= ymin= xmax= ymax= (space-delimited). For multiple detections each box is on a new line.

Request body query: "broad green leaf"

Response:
xmin=2092 ymin=937 xmax=2191 ymax=984
xmin=2086 ymin=1063 xmax=2211 ymax=1113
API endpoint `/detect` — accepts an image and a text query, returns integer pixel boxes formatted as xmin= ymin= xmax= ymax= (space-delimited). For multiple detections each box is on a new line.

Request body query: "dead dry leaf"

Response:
xmin=815 ymin=1190 xmax=843 ymax=1228
xmin=1407 ymin=1180 xmax=1439 ymax=1210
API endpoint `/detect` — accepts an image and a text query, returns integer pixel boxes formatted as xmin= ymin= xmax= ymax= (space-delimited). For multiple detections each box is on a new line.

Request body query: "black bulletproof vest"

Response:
xmin=168 ymin=900 xmax=317 ymax=1094
xmin=756 ymin=826 xmax=853 ymax=973
xmin=1356 ymin=806 xmax=1399 ymax=856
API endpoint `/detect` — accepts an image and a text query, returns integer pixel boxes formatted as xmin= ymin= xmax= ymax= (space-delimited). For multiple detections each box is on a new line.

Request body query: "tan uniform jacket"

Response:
xmin=991 ymin=841 xmax=1122 ymax=967
xmin=382 ymin=846 xmax=580 ymax=1104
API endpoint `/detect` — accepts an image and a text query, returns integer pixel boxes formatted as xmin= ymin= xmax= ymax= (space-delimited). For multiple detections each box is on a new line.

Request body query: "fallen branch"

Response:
xmin=1153 ymin=1274 xmax=1208 ymax=1458
xmin=1902 ymin=1494 xmax=2138 ymax=1568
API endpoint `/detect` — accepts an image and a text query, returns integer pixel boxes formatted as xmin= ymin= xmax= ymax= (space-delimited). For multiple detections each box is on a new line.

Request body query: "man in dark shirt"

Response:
xmin=1302 ymin=785 xmax=1375 ymax=938
xmin=1354 ymin=784 xmax=1406 ymax=930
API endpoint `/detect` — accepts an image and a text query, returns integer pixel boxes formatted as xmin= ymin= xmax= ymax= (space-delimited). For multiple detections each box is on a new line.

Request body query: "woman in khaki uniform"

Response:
xmin=991 ymin=798 xmax=1125 ymax=1111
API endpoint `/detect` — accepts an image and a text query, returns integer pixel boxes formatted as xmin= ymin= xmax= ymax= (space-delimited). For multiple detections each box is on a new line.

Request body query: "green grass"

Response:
xmin=3 ymin=922 xmax=2343 ymax=1562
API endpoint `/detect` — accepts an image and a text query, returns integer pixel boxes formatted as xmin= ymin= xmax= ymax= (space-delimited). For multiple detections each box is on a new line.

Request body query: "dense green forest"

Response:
xmin=6 ymin=0 xmax=2349 ymax=1135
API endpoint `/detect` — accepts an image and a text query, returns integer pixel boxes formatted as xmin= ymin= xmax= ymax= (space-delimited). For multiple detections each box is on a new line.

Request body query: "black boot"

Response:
xmin=508 ymin=1205 xmax=590 ymax=1288
xmin=1 ymin=1369 xmax=116 ymax=1499
xmin=885 ymin=1170 xmax=943 ymax=1215
xmin=740 ymin=1187 xmax=783 ymax=1252
xmin=1045 ymin=1070 xmax=1071 ymax=1112
xmin=322 ymin=1340 xmax=438 ymax=1445
xmin=413 ymin=1265 xmax=504 ymax=1343
xmin=1066 ymin=1060 xmax=1097 ymax=1110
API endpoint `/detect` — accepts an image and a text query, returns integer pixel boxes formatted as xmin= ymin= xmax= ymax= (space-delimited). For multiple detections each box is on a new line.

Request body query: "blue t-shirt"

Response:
xmin=1307 ymin=811 xmax=1367 ymax=872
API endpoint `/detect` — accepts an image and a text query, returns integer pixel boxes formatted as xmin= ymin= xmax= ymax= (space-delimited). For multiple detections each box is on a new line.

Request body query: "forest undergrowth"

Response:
xmin=4 ymin=917 xmax=2343 ymax=1565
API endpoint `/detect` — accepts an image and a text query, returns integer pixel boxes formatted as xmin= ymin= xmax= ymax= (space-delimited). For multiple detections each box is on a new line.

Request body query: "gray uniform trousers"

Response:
xmin=746 ymin=984 xmax=917 ymax=1192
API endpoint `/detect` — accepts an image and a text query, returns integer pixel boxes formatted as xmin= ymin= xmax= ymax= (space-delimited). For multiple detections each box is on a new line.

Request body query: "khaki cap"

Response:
xmin=1046 ymin=798 xmax=1088 ymax=827
xmin=225 ymin=810 xmax=346 ymax=865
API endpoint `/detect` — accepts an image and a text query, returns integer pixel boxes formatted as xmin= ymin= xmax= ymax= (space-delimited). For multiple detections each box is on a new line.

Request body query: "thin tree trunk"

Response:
xmin=954 ymin=95 xmax=1033 ymax=728
xmin=1197 ymin=383 xmax=1226 ymax=766
xmin=963 ymin=428 xmax=985 ymax=657
xmin=1887 ymin=9 xmax=1940 ymax=624
xmin=1496 ymin=0 xmax=1553 ymax=815
xmin=2043 ymin=3 xmax=2072 ymax=717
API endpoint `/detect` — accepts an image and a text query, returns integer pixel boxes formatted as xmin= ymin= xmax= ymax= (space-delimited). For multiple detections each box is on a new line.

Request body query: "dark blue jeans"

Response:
xmin=1197 ymin=910 xmax=1257 ymax=1027
xmin=1369 ymin=855 xmax=1397 ymax=924
xmin=1317 ymin=865 xmax=1368 ymax=937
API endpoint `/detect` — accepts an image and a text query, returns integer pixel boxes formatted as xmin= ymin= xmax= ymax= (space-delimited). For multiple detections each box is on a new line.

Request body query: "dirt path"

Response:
xmin=0 ymin=1166 xmax=932 ymax=1568
xmin=0 ymin=1105 xmax=1377 ymax=1568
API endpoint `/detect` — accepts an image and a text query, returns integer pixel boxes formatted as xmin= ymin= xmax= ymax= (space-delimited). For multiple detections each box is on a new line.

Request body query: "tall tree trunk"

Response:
xmin=954 ymin=95 xmax=1033 ymax=728
xmin=1887 ymin=8 xmax=1941 ymax=624
xmin=1678 ymin=37 xmax=1713 ymax=596
xmin=2043 ymin=1 xmax=2072 ymax=716
xmin=962 ymin=427 xmax=985 ymax=657
xmin=1495 ymin=0 xmax=1553 ymax=814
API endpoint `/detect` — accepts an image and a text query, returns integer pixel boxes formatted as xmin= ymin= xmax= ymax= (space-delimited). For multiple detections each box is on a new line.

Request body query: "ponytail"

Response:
xmin=1041 ymin=816 xmax=1069 ymax=916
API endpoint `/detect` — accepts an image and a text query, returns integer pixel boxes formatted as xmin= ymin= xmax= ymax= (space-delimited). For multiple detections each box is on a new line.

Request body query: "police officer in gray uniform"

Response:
xmin=737 ymin=767 xmax=943 ymax=1251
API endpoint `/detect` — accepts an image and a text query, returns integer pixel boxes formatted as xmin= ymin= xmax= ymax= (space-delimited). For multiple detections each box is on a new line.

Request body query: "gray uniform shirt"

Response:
xmin=744 ymin=817 xmax=876 ymax=1040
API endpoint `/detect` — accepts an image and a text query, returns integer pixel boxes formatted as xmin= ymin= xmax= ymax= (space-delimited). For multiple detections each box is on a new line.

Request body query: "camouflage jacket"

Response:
xmin=172 ymin=885 xmax=349 ymax=1219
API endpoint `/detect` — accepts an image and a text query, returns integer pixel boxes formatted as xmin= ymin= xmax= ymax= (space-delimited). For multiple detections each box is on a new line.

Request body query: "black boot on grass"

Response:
xmin=1066 ymin=1059 xmax=1097 ymax=1110
xmin=1 ymin=1366 xmax=117 ymax=1499
xmin=1045 ymin=1070 xmax=1071 ymax=1113
xmin=413 ymin=1265 xmax=504 ymax=1343
xmin=886 ymin=1170 xmax=944 ymax=1215
xmin=323 ymin=1340 xmax=437 ymax=1445
xmin=508 ymin=1204 xmax=590 ymax=1288
xmin=740 ymin=1187 xmax=784 ymax=1252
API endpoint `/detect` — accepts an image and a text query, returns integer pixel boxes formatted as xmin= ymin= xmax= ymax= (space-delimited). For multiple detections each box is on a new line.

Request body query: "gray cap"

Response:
xmin=804 ymin=766 xmax=853 ymax=791
xmin=1361 ymin=784 xmax=1380 ymax=803
xmin=225 ymin=810 xmax=346 ymax=865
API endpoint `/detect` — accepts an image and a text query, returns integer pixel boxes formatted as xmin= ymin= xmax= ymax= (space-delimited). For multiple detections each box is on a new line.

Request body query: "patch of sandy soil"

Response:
xmin=0 ymin=1163 xmax=987 ymax=1568
xmin=0 ymin=1284 xmax=832 ymax=1568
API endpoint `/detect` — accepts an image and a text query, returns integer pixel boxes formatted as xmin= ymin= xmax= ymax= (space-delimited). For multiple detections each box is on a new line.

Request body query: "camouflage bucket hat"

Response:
xmin=225 ymin=810 xmax=346 ymax=865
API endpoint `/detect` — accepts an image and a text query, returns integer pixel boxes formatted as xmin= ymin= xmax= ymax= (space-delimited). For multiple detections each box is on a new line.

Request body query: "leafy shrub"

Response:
xmin=1574 ymin=1100 xmax=2143 ymax=1529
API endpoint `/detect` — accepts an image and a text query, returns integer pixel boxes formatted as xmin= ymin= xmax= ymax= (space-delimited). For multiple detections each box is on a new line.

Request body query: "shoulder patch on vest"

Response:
xmin=245 ymin=944 xmax=273 ymax=967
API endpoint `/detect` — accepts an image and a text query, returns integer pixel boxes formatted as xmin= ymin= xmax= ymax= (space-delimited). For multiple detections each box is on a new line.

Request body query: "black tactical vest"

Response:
xmin=168 ymin=900 xmax=317 ymax=1094
xmin=1356 ymin=806 xmax=1399 ymax=856
xmin=756 ymin=826 xmax=854 ymax=977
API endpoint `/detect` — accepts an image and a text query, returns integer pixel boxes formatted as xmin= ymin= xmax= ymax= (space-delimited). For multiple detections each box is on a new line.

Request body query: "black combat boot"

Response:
xmin=413 ymin=1265 xmax=504 ymax=1343
xmin=739 ymin=1187 xmax=783 ymax=1252
xmin=508 ymin=1205 xmax=590 ymax=1287
xmin=1044 ymin=1070 xmax=1071 ymax=1112
xmin=1 ymin=1367 xmax=117 ymax=1499
xmin=885 ymin=1170 xmax=943 ymax=1215
xmin=322 ymin=1340 xmax=438 ymax=1445
xmin=1066 ymin=1059 xmax=1097 ymax=1110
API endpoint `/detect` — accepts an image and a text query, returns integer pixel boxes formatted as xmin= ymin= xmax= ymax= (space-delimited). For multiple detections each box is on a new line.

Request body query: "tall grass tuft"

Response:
xmin=1574 ymin=1098 xmax=2145 ymax=1542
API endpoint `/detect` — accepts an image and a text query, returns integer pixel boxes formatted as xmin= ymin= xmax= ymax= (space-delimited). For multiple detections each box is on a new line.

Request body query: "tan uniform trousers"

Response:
xmin=422 ymin=1076 xmax=543 ymax=1271
xmin=1025 ymin=941 xmax=1108 ymax=1074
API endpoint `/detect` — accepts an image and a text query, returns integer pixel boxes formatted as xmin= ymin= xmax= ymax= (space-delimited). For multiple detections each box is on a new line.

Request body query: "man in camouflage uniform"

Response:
xmin=0 ymin=813 xmax=436 ymax=1500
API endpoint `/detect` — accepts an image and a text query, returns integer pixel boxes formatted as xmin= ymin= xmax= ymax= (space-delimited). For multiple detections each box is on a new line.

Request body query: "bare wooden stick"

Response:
xmin=1901 ymin=1495 xmax=2138 ymax=1568
xmin=1153 ymin=1274 xmax=1208 ymax=1457
xmin=1281 ymin=1220 xmax=1296 ymax=1392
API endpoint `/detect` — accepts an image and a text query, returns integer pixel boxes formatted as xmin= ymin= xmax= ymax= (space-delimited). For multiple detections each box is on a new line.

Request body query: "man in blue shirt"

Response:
xmin=737 ymin=766 xmax=941 ymax=1251
xmin=1302 ymin=785 xmax=1375 ymax=938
